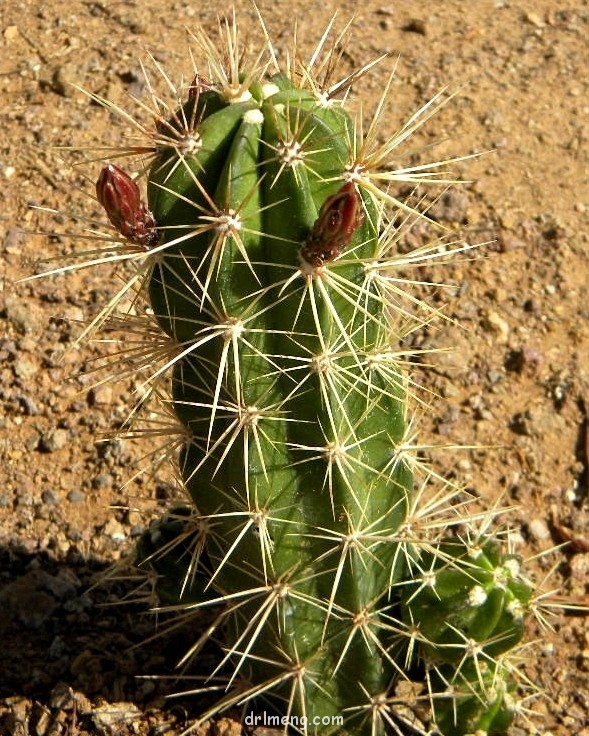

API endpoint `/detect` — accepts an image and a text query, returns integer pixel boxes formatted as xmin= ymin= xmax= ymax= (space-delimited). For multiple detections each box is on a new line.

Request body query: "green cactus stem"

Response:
xmin=399 ymin=540 xmax=532 ymax=734
xmin=144 ymin=71 xmax=413 ymax=731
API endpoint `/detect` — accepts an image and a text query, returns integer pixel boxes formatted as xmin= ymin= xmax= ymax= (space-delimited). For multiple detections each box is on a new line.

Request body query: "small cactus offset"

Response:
xmin=39 ymin=11 xmax=555 ymax=736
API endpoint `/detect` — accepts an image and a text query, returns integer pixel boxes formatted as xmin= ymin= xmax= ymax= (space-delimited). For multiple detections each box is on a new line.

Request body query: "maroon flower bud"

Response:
xmin=188 ymin=73 xmax=213 ymax=101
xmin=300 ymin=182 xmax=364 ymax=267
xmin=96 ymin=164 xmax=159 ymax=248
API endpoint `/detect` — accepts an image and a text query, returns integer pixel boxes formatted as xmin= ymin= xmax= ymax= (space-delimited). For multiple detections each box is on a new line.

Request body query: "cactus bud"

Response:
xmin=300 ymin=181 xmax=363 ymax=266
xmin=96 ymin=164 xmax=159 ymax=248
xmin=188 ymin=73 xmax=213 ymax=100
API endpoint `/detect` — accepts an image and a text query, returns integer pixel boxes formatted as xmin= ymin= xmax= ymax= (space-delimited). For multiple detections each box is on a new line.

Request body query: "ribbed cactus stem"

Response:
xmin=144 ymin=73 xmax=413 ymax=730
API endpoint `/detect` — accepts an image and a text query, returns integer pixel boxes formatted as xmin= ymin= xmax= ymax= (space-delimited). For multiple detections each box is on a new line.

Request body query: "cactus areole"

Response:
xmin=92 ymin=23 xmax=535 ymax=736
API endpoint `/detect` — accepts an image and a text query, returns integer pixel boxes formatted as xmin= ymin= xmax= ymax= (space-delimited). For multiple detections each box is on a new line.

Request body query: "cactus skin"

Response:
xmin=88 ymin=17 xmax=539 ymax=736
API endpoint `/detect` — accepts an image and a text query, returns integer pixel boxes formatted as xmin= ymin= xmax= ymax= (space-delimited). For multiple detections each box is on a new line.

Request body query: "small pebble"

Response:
xmin=91 ymin=703 xmax=142 ymax=729
xmin=505 ymin=347 xmax=541 ymax=376
xmin=48 ymin=62 xmax=78 ymax=97
xmin=3 ymin=226 xmax=25 ymax=254
xmin=487 ymin=370 xmax=503 ymax=384
xmin=92 ymin=473 xmax=113 ymax=490
xmin=89 ymin=385 xmax=114 ymax=406
xmin=13 ymin=357 xmax=38 ymax=380
xmin=103 ymin=518 xmax=126 ymax=544
xmin=526 ymin=518 xmax=551 ymax=542
xmin=67 ymin=489 xmax=85 ymax=504
xmin=5 ymin=296 xmax=40 ymax=334
xmin=3 ymin=25 xmax=19 ymax=41
xmin=18 ymin=395 xmax=40 ymax=415
xmin=41 ymin=489 xmax=60 ymax=505
xmin=569 ymin=553 xmax=589 ymax=582
xmin=40 ymin=428 xmax=69 ymax=452
xmin=525 ymin=11 xmax=545 ymax=28
xmin=484 ymin=311 xmax=510 ymax=342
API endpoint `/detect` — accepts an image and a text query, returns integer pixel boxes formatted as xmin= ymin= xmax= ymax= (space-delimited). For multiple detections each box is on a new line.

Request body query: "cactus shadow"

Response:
xmin=0 ymin=540 xmax=216 ymax=732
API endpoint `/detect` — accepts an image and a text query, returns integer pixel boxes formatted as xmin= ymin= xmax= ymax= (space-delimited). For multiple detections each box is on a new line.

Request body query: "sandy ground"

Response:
xmin=1 ymin=1 xmax=588 ymax=734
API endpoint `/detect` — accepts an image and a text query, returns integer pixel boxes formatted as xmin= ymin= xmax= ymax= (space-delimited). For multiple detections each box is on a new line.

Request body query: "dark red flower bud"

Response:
xmin=188 ymin=73 xmax=213 ymax=101
xmin=96 ymin=164 xmax=159 ymax=248
xmin=300 ymin=182 xmax=364 ymax=267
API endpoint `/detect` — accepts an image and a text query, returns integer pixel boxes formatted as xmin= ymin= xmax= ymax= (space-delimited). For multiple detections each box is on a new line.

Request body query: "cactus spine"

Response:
xmin=56 ymin=13 xmax=545 ymax=736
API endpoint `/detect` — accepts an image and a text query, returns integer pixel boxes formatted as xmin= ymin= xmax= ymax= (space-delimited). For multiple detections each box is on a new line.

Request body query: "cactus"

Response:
xmin=36 ymin=11 xmax=556 ymax=736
